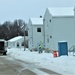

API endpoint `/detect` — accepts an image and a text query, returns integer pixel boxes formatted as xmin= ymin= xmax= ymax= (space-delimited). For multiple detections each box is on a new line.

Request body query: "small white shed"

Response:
xmin=28 ymin=18 xmax=44 ymax=50
xmin=43 ymin=7 xmax=75 ymax=50
xmin=8 ymin=36 xmax=24 ymax=48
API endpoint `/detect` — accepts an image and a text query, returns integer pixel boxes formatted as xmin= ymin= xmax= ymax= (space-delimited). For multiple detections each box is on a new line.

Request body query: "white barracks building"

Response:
xmin=28 ymin=7 xmax=75 ymax=51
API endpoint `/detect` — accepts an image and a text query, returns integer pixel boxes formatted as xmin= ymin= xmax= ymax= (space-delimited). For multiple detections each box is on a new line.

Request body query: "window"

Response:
xmin=50 ymin=36 xmax=52 ymax=38
xmin=49 ymin=19 xmax=51 ymax=22
xmin=17 ymin=42 xmax=19 ymax=47
xmin=22 ymin=42 xmax=24 ymax=46
xmin=37 ymin=28 xmax=41 ymax=32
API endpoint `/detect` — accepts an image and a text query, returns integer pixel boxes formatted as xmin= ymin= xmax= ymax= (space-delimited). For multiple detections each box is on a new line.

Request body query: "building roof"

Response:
xmin=8 ymin=36 xmax=23 ymax=42
xmin=0 ymin=39 xmax=5 ymax=41
xmin=48 ymin=7 xmax=74 ymax=16
xmin=30 ymin=18 xmax=43 ymax=25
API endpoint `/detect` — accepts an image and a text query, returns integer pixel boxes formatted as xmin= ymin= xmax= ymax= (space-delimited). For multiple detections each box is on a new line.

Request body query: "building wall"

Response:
xmin=52 ymin=17 xmax=75 ymax=50
xmin=43 ymin=9 xmax=53 ymax=49
xmin=28 ymin=20 xmax=33 ymax=49
xmin=16 ymin=38 xmax=24 ymax=48
xmin=8 ymin=37 xmax=24 ymax=48
xmin=28 ymin=19 xmax=44 ymax=50
xmin=32 ymin=25 xmax=44 ymax=48
xmin=44 ymin=15 xmax=75 ymax=50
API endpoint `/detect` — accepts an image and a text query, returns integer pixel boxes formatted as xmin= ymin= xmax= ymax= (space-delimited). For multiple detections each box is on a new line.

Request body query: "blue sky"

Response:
xmin=0 ymin=0 xmax=75 ymax=23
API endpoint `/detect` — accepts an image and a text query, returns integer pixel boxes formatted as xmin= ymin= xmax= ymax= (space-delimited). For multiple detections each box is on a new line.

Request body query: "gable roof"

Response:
xmin=30 ymin=18 xmax=43 ymax=25
xmin=47 ymin=7 xmax=74 ymax=16
xmin=8 ymin=36 xmax=23 ymax=42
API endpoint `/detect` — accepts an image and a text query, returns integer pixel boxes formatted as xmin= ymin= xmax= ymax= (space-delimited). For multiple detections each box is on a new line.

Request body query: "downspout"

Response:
xmin=43 ymin=19 xmax=45 ymax=48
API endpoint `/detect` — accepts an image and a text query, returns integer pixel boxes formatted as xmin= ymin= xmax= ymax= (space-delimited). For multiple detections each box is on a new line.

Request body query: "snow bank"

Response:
xmin=7 ymin=48 xmax=75 ymax=75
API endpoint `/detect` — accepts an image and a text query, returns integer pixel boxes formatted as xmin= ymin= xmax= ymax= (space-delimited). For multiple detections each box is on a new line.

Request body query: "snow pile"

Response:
xmin=7 ymin=48 xmax=75 ymax=75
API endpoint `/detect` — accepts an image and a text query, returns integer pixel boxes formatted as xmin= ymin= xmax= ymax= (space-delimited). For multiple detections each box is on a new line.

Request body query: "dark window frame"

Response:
xmin=37 ymin=28 xmax=41 ymax=32
xmin=49 ymin=19 xmax=51 ymax=22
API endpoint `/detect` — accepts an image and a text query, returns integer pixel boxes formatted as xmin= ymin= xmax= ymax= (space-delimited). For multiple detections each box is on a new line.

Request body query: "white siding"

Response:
xmin=28 ymin=18 xmax=44 ymax=50
xmin=33 ymin=25 xmax=44 ymax=48
xmin=44 ymin=8 xmax=75 ymax=50
xmin=51 ymin=17 xmax=75 ymax=50
xmin=8 ymin=36 xmax=24 ymax=48
xmin=28 ymin=19 xmax=33 ymax=49
xmin=43 ymin=9 xmax=53 ymax=49
xmin=44 ymin=16 xmax=75 ymax=50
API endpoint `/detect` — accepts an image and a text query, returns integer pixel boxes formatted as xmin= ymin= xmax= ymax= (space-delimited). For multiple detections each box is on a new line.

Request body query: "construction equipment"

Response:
xmin=0 ymin=39 xmax=7 ymax=55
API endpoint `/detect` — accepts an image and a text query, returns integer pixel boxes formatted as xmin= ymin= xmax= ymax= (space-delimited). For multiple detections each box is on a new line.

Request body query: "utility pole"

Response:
xmin=24 ymin=23 xmax=26 ymax=51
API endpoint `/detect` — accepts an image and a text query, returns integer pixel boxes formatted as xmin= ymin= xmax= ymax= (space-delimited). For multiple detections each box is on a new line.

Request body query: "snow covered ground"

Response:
xmin=7 ymin=47 xmax=75 ymax=75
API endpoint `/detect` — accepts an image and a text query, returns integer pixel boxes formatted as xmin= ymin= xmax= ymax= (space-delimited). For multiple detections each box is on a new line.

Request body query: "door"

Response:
xmin=58 ymin=42 xmax=68 ymax=56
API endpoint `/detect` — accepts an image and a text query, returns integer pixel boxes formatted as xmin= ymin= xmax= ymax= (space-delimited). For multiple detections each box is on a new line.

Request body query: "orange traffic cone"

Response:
xmin=53 ymin=51 xmax=57 ymax=57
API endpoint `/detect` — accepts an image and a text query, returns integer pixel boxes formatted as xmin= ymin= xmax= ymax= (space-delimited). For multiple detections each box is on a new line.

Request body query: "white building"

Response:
xmin=43 ymin=7 xmax=75 ymax=50
xmin=8 ymin=36 xmax=24 ymax=48
xmin=28 ymin=18 xmax=44 ymax=50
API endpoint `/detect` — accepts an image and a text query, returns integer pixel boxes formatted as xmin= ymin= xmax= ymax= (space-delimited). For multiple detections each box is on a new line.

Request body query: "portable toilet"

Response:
xmin=58 ymin=41 xmax=68 ymax=56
